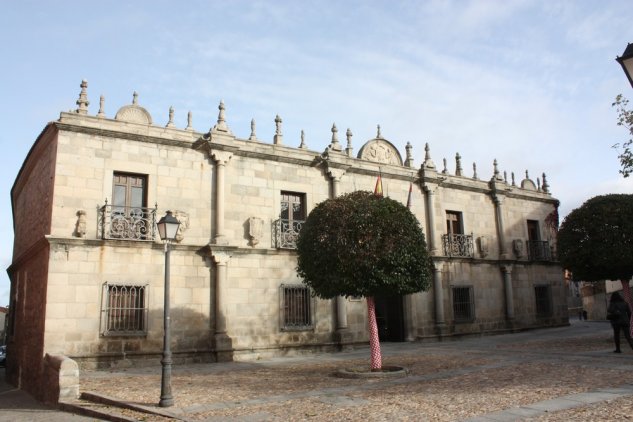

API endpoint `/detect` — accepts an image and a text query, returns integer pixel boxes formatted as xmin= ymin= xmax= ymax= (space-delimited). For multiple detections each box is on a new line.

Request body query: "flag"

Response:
xmin=406 ymin=181 xmax=413 ymax=208
xmin=374 ymin=172 xmax=383 ymax=197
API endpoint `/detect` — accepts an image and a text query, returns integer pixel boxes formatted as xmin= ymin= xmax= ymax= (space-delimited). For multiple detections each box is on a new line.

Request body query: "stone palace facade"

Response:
xmin=7 ymin=81 xmax=567 ymax=398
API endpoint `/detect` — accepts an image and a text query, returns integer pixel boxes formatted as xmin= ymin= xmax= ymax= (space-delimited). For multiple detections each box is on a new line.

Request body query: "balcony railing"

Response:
xmin=442 ymin=233 xmax=474 ymax=258
xmin=99 ymin=203 xmax=157 ymax=241
xmin=527 ymin=240 xmax=552 ymax=261
xmin=273 ymin=218 xmax=304 ymax=249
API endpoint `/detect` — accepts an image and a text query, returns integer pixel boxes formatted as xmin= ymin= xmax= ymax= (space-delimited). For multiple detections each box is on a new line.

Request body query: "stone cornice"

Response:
xmin=55 ymin=122 xmax=196 ymax=149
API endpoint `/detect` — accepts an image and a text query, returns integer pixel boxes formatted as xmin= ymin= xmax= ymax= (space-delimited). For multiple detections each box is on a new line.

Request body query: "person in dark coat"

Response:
xmin=607 ymin=292 xmax=633 ymax=353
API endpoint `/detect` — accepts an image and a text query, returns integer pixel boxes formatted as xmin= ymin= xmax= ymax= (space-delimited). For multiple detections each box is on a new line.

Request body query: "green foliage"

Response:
xmin=296 ymin=190 xmax=433 ymax=299
xmin=557 ymin=194 xmax=633 ymax=282
xmin=612 ymin=94 xmax=633 ymax=177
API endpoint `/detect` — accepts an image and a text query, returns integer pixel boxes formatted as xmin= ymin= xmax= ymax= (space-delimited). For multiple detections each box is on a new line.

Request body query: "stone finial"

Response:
xmin=97 ymin=95 xmax=105 ymax=118
xmin=376 ymin=124 xmax=382 ymax=139
xmin=299 ymin=130 xmax=307 ymax=149
xmin=166 ymin=106 xmax=175 ymax=128
xmin=249 ymin=118 xmax=257 ymax=141
xmin=424 ymin=143 xmax=436 ymax=169
xmin=473 ymin=162 xmax=478 ymax=180
xmin=329 ymin=123 xmax=341 ymax=151
xmin=511 ymin=172 xmax=516 ymax=186
xmin=455 ymin=153 xmax=463 ymax=176
xmin=132 ymin=91 xmax=139 ymax=105
xmin=491 ymin=159 xmax=504 ymax=181
xmin=504 ymin=171 xmax=508 ymax=183
xmin=75 ymin=80 xmax=89 ymax=115
xmin=345 ymin=128 xmax=353 ymax=157
xmin=186 ymin=111 xmax=193 ymax=131
xmin=274 ymin=114 xmax=283 ymax=144
xmin=404 ymin=142 xmax=414 ymax=168
xmin=537 ymin=177 xmax=542 ymax=191
xmin=525 ymin=170 xmax=529 ymax=179
xmin=212 ymin=100 xmax=231 ymax=133
xmin=442 ymin=158 xmax=448 ymax=174
xmin=542 ymin=173 xmax=550 ymax=193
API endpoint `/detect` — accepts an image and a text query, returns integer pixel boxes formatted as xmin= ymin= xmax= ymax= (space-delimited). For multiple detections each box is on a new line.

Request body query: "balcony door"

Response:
xmin=113 ymin=173 xmax=147 ymax=212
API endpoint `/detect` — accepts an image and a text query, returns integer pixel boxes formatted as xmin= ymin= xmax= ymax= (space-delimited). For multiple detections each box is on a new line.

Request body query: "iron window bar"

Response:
xmin=273 ymin=218 xmax=304 ymax=249
xmin=526 ymin=240 xmax=552 ymax=261
xmin=99 ymin=201 xmax=157 ymax=241
xmin=442 ymin=233 xmax=474 ymax=258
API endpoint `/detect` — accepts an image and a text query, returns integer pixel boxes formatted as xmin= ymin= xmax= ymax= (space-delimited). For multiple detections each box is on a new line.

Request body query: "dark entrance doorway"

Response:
xmin=374 ymin=296 xmax=405 ymax=342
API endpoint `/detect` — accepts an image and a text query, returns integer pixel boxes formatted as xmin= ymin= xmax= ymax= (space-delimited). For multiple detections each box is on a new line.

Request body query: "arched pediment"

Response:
xmin=357 ymin=138 xmax=403 ymax=166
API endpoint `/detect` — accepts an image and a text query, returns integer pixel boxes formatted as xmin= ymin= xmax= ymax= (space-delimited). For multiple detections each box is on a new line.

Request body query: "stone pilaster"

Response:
xmin=327 ymin=167 xmax=353 ymax=348
xmin=211 ymin=151 xmax=232 ymax=245
xmin=502 ymin=265 xmax=515 ymax=323
xmin=493 ymin=194 xmax=509 ymax=259
xmin=424 ymin=185 xmax=439 ymax=256
xmin=212 ymin=251 xmax=233 ymax=361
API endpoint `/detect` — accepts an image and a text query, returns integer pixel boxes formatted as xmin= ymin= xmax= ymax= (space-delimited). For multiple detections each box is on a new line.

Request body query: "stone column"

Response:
xmin=212 ymin=151 xmax=232 ymax=245
xmin=328 ymin=168 xmax=352 ymax=349
xmin=424 ymin=185 xmax=438 ymax=255
xmin=212 ymin=251 xmax=232 ymax=361
xmin=493 ymin=194 xmax=509 ymax=259
xmin=432 ymin=264 xmax=445 ymax=330
xmin=502 ymin=265 xmax=515 ymax=321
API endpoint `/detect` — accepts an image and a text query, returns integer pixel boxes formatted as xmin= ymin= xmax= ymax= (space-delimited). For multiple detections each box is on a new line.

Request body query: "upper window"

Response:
xmin=443 ymin=211 xmax=473 ymax=257
xmin=527 ymin=220 xmax=540 ymax=241
xmin=275 ymin=192 xmax=306 ymax=249
xmin=446 ymin=211 xmax=464 ymax=235
xmin=101 ymin=283 xmax=148 ymax=336
xmin=101 ymin=172 xmax=155 ymax=240
xmin=526 ymin=220 xmax=552 ymax=261
xmin=113 ymin=173 xmax=147 ymax=210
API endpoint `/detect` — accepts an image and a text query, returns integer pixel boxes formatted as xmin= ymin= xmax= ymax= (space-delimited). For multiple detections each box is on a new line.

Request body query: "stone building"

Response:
xmin=7 ymin=81 xmax=567 ymax=399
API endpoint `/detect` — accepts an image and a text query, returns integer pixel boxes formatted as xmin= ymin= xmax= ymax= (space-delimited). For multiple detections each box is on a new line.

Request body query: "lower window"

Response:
xmin=101 ymin=283 xmax=148 ymax=336
xmin=452 ymin=286 xmax=475 ymax=322
xmin=280 ymin=284 xmax=313 ymax=331
xmin=534 ymin=285 xmax=552 ymax=317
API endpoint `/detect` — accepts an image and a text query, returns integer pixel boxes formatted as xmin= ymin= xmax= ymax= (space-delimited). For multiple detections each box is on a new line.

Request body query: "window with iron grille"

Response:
xmin=101 ymin=283 xmax=148 ymax=336
xmin=534 ymin=285 xmax=552 ymax=317
xmin=275 ymin=192 xmax=306 ymax=249
xmin=280 ymin=284 xmax=313 ymax=330
xmin=443 ymin=211 xmax=474 ymax=257
xmin=101 ymin=172 xmax=156 ymax=240
xmin=452 ymin=286 xmax=475 ymax=322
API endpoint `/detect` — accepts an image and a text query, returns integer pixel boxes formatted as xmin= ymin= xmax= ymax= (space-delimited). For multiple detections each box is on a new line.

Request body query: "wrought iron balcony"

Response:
xmin=273 ymin=218 xmax=304 ymax=249
xmin=527 ymin=240 xmax=552 ymax=261
xmin=99 ymin=203 xmax=157 ymax=241
xmin=442 ymin=233 xmax=474 ymax=258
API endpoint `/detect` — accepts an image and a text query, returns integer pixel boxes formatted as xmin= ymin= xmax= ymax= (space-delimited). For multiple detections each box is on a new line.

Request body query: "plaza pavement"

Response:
xmin=2 ymin=318 xmax=633 ymax=421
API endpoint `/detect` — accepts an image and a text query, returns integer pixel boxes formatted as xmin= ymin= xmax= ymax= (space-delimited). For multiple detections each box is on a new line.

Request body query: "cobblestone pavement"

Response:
xmin=74 ymin=319 xmax=633 ymax=421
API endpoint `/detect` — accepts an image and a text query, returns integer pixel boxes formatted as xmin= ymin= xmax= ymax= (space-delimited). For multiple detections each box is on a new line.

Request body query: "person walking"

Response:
xmin=607 ymin=292 xmax=633 ymax=353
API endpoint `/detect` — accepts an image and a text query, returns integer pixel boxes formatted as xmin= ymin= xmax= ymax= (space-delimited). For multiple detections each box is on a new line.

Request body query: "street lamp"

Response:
xmin=616 ymin=43 xmax=633 ymax=89
xmin=157 ymin=210 xmax=180 ymax=408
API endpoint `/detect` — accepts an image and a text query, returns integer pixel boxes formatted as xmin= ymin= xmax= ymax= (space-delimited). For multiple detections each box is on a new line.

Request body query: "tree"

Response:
xmin=296 ymin=190 xmax=433 ymax=370
xmin=612 ymin=95 xmax=633 ymax=177
xmin=557 ymin=194 xmax=633 ymax=321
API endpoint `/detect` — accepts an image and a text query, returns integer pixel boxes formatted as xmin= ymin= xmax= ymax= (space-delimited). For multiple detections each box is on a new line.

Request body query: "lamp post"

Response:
xmin=157 ymin=210 xmax=180 ymax=408
xmin=616 ymin=43 xmax=633 ymax=89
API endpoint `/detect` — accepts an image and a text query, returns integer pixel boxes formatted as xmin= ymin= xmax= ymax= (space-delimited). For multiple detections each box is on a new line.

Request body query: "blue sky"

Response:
xmin=1 ymin=0 xmax=632 ymax=307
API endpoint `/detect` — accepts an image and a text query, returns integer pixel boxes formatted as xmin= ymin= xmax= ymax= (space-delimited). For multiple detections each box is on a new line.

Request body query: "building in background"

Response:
xmin=7 ymin=81 xmax=567 ymax=400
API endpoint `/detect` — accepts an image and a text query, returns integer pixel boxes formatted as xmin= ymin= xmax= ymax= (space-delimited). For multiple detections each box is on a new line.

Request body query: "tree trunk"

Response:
xmin=620 ymin=279 xmax=633 ymax=338
xmin=366 ymin=296 xmax=382 ymax=370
